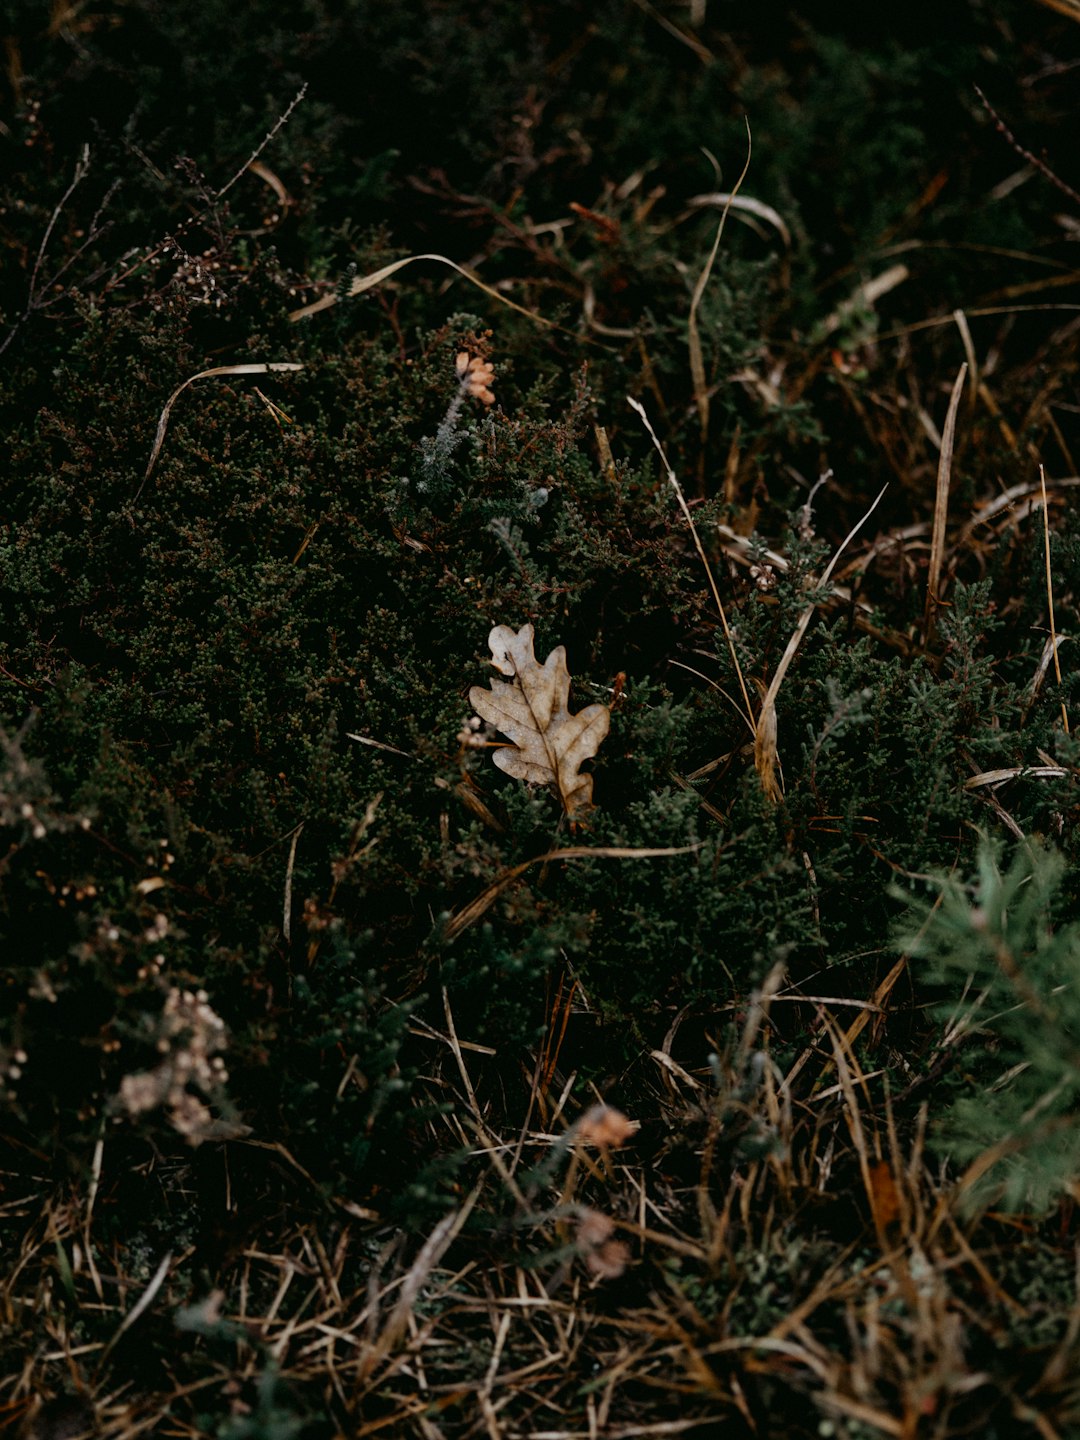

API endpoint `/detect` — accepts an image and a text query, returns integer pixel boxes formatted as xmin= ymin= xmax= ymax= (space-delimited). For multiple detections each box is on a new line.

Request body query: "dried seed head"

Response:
xmin=575 ymin=1208 xmax=631 ymax=1280
xmin=576 ymin=1208 xmax=615 ymax=1248
xmin=456 ymin=714 xmax=487 ymax=749
xmin=455 ymin=351 xmax=496 ymax=405
xmin=576 ymin=1104 xmax=638 ymax=1148
xmin=586 ymin=1238 xmax=632 ymax=1280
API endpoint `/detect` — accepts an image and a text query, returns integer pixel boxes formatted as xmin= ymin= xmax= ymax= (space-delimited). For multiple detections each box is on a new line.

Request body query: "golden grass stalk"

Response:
xmin=288 ymin=251 xmax=557 ymax=327
xmin=443 ymin=842 xmax=699 ymax=943
xmin=923 ymin=362 xmax=967 ymax=643
xmin=1040 ymin=463 xmax=1071 ymax=734
xmin=628 ymin=395 xmax=756 ymax=734
xmin=754 ymin=485 xmax=888 ymax=803
xmin=139 ymin=361 xmax=304 ymax=497
xmin=282 ymin=822 xmax=303 ymax=943
xmin=687 ymin=121 xmax=752 ymax=448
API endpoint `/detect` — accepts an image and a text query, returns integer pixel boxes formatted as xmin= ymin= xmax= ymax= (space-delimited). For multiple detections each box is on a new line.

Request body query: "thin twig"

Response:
xmin=0 ymin=145 xmax=94 ymax=360
xmin=29 ymin=144 xmax=91 ymax=299
xmin=105 ymin=85 xmax=308 ymax=297
xmin=214 ymin=84 xmax=308 ymax=204
xmin=975 ymin=85 xmax=1080 ymax=209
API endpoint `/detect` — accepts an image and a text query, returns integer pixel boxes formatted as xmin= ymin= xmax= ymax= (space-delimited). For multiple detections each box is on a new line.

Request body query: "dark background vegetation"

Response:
xmin=2 ymin=1 xmax=1080 ymax=1436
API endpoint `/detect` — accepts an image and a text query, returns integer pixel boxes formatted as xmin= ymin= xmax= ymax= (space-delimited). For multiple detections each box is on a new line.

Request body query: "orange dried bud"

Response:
xmin=576 ymin=1104 xmax=638 ymax=1148
xmin=455 ymin=352 xmax=496 ymax=405
xmin=575 ymin=1208 xmax=631 ymax=1281
xmin=576 ymin=1208 xmax=615 ymax=1247
xmin=587 ymin=1238 xmax=632 ymax=1280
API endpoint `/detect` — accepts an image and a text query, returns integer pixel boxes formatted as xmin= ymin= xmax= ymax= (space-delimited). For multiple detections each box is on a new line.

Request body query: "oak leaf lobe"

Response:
xmin=469 ymin=624 xmax=610 ymax=817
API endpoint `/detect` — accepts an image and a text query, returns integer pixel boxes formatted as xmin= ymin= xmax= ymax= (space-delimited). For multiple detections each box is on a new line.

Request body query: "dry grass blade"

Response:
xmin=818 ymin=1018 xmax=903 ymax=1265
xmin=754 ymin=485 xmax=888 ymax=802
xmin=98 ymin=1250 xmax=172 ymax=1365
xmin=358 ymin=1182 xmax=484 ymax=1381
xmin=923 ymin=363 xmax=967 ymax=641
xmin=686 ymin=188 xmax=791 ymax=247
xmin=443 ymin=843 xmax=700 ymax=943
xmin=713 ymin=523 xmax=918 ymax=656
xmin=817 ymin=264 xmax=909 ymax=341
xmin=965 ymin=765 xmax=1068 ymax=788
xmin=282 ymin=823 xmax=302 ymax=943
xmin=1040 ymin=463 xmax=1071 ymax=734
xmin=687 ymin=121 xmax=752 ymax=447
xmin=1022 ymin=634 xmax=1071 ymax=724
xmin=288 ymin=251 xmax=557 ymax=327
xmin=958 ymin=472 xmax=1080 ymax=543
xmin=629 ymin=0 xmax=714 ymax=63
xmin=952 ymin=309 xmax=979 ymax=405
xmin=247 ymin=158 xmax=290 ymax=211
xmin=346 ymin=731 xmax=415 ymax=759
xmin=139 ymin=362 xmax=304 ymax=495
xmin=628 ymin=396 xmax=755 ymax=733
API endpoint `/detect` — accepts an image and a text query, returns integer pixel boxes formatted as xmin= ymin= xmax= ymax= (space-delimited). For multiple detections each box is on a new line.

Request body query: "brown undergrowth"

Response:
xmin=7 ymin=956 xmax=1080 ymax=1440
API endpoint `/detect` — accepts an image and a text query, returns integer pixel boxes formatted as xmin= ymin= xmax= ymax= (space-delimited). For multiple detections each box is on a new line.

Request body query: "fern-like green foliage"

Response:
xmin=899 ymin=839 xmax=1080 ymax=1216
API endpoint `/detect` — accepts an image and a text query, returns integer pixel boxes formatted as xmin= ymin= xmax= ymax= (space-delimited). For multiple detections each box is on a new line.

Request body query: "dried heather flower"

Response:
xmin=575 ymin=1208 xmax=632 ymax=1281
xmin=587 ymin=1238 xmax=632 ymax=1280
xmin=576 ymin=1104 xmax=638 ymax=1148
xmin=455 ymin=351 xmax=496 ymax=406
xmin=119 ymin=1070 xmax=164 ymax=1115
xmin=116 ymin=985 xmax=230 ymax=1145
xmin=456 ymin=714 xmax=487 ymax=749
xmin=576 ymin=1208 xmax=616 ymax=1248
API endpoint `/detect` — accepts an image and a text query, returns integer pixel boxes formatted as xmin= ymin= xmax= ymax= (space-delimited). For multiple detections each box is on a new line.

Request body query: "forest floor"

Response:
xmin=3 ymin=4 xmax=1080 ymax=1437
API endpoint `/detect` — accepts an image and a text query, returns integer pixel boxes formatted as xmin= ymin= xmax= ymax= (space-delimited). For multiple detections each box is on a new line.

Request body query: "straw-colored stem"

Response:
xmin=754 ymin=485 xmax=888 ymax=802
xmin=628 ymin=396 xmax=755 ymax=734
xmin=923 ymin=362 xmax=967 ymax=643
xmin=688 ymin=121 xmax=752 ymax=448
xmin=1040 ymin=463 xmax=1070 ymax=734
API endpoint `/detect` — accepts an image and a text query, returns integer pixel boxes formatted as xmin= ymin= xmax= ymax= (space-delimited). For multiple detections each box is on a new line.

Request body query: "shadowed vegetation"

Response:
xmin=3 ymin=2 xmax=1080 ymax=1437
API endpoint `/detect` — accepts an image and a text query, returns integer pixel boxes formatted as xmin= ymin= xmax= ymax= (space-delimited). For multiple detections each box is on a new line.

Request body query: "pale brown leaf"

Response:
xmin=469 ymin=623 xmax=610 ymax=817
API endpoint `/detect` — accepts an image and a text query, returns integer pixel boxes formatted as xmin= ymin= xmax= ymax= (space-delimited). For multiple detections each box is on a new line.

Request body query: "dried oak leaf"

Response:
xmin=469 ymin=624 xmax=610 ymax=817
